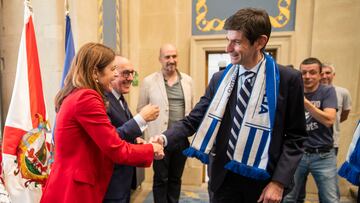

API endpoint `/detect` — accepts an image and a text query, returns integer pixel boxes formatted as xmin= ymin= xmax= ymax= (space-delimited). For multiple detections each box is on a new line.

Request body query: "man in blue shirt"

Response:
xmin=283 ymin=57 xmax=339 ymax=203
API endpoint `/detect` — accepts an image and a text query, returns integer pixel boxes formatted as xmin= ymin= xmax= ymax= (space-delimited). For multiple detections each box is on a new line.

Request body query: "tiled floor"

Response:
xmin=130 ymin=182 xmax=357 ymax=203
xmin=131 ymin=183 xmax=209 ymax=203
xmin=304 ymin=193 xmax=356 ymax=203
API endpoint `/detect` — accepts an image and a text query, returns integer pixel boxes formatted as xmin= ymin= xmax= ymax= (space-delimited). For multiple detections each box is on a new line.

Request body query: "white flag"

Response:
xmin=2 ymin=2 xmax=53 ymax=203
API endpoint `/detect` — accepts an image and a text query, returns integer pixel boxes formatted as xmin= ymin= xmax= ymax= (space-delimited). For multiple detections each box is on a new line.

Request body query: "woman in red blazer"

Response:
xmin=40 ymin=43 xmax=164 ymax=203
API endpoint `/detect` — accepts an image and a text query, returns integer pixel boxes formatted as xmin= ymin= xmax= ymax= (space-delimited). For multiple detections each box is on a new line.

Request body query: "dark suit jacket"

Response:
xmin=164 ymin=65 xmax=307 ymax=192
xmin=104 ymin=92 xmax=143 ymax=200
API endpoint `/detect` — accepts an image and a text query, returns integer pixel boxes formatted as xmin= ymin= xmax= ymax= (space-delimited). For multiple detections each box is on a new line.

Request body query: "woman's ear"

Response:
xmin=93 ymin=68 xmax=99 ymax=83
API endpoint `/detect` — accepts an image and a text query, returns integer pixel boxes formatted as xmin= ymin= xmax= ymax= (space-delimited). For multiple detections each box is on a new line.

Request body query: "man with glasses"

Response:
xmin=104 ymin=56 xmax=160 ymax=203
xmin=137 ymin=44 xmax=194 ymax=203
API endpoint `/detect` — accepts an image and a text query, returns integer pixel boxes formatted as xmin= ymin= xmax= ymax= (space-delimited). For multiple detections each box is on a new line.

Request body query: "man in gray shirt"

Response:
xmin=321 ymin=63 xmax=352 ymax=154
xmin=137 ymin=44 xmax=194 ymax=203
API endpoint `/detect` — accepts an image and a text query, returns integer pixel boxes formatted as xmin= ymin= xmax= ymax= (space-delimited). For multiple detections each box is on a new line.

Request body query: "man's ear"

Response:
xmin=256 ymin=35 xmax=268 ymax=51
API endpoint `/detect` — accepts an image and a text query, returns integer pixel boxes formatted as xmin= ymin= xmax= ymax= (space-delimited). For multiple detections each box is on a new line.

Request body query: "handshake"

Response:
xmin=135 ymin=135 xmax=165 ymax=160
xmin=137 ymin=104 xmax=164 ymax=160
xmin=149 ymin=135 xmax=165 ymax=160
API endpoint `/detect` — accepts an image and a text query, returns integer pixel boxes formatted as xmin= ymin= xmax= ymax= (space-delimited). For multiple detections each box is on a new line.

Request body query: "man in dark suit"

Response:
xmin=104 ymin=56 xmax=160 ymax=203
xmin=151 ymin=8 xmax=307 ymax=203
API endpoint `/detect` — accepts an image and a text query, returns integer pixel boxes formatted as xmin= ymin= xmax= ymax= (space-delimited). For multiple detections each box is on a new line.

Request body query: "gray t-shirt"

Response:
xmin=304 ymin=84 xmax=338 ymax=149
xmin=333 ymin=85 xmax=352 ymax=147
xmin=165 ymin=78 xmax=185 ymax=128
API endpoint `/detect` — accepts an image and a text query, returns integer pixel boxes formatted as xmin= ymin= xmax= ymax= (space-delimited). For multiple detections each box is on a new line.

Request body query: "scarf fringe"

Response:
xmin=338 ymin=161 xmax=360 ymax=186
xmin=183 ymin=147 xmax=209 ymax=164
xmin=224 ymin=160 xmax=270 ymax=180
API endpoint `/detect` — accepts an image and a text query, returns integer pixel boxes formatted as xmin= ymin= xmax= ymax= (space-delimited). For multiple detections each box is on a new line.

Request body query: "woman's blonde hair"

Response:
xmin=55 ymin=42 xmax=115 ymax=112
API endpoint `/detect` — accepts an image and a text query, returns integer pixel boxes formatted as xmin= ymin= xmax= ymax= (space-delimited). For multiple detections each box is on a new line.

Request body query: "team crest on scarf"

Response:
xmin=15 ymin=114 xmax=53 ymax=187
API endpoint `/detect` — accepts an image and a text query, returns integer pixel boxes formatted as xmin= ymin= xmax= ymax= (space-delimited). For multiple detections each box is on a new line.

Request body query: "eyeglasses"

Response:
xmin=119 ymin=70 xmax=137 ymax=78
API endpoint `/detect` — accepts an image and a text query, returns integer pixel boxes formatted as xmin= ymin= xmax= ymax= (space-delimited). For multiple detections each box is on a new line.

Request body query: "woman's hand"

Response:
xmin=151 ymin=142 xmax=164 ymax=160
xmin=135 ymin=137 xmax=147 ymax=144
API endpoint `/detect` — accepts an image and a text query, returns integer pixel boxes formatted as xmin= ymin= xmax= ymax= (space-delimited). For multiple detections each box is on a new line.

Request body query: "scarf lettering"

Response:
xmin=259 ymin=94 xmax=268 ymax=114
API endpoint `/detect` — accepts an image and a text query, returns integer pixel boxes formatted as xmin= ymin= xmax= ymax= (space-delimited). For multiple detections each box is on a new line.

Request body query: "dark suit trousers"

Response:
xmin=103 ymin=165 xmax=134 ymax=203
xmin=152 ymin=140 xmax=188 ymax=203
xmin=212 ymin=171 xmax=268 ymax=203
xmin=103 ymin=198 xmax=129 ymax=203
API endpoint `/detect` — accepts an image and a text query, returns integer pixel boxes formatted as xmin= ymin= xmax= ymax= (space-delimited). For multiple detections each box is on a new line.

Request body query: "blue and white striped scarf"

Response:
xmin=338 ymin=120 xmax=360 ymax=186
xmin=183 ymin=53 xmax=279 ymax=180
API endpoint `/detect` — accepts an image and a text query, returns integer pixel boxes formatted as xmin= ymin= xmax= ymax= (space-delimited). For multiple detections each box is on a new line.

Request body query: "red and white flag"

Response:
xmin=1 ymin=2 xmax=53 ymax=203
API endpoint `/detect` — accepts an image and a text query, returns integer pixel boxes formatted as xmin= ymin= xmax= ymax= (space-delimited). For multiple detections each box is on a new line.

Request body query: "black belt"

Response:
xmin=305 ymin=147 xmax=332 ymax=154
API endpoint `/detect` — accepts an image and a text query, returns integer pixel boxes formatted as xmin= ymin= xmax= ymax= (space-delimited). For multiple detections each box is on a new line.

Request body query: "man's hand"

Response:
xmin=150 ymin=142 xmax=164 ymax=160
xmin=139 ymin=104 xmax=160 ymax=122
xmin=304 ymin=96 xmax=336 ymax=127
xmin=149 ymin=135 xmax=165 ymax=146
xmin=257 ymin=181 xmax=284 ymax=203
xmin=135 ymin=137 xmax=147 ymax=144
xmin=303 ymin=97 xmax=311 ymax=108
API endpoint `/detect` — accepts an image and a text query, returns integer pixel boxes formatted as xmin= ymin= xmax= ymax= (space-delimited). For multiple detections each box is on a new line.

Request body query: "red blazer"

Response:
xmin=40 ymin=88 xmax=153 ymax=203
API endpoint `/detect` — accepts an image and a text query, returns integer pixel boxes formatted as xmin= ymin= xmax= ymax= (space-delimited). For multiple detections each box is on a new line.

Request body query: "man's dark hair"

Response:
xmin=224 ymin=8 xmax=272 ymax=46
xmin=300 ymin=57 xmax=323 ymax=73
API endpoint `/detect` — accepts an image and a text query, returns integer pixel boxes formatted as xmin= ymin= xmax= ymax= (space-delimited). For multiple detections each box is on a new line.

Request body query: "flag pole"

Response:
xmin=65 ymin=0 xmax=69 ymax=15
xmin=24 ymin=0 xmax=32 ymax=12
